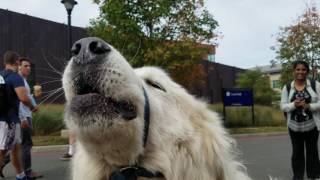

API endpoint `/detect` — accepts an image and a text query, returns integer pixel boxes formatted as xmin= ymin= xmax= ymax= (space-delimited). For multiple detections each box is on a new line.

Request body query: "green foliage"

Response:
xmin=31 ymin=103 xmax=285 ymax=138
xmin=32 ymin=104 xmax=65 ymax=135
xmin=210 ymin=104 xmax=286 ymax=127
xmin=272 ymin=4 xmax=320 ymax=84
xmin=236 ymin=70 xmax=276 ymax=105
xmin=88 ymin=0 xmax=218 ymax=88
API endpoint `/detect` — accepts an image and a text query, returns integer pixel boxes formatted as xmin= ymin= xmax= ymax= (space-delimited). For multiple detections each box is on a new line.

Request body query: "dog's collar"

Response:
xmin=109 ymin=88 xmax=164 ymax=180
xmin=142 ymin=87 xmax=150 ymax=147
xmin=110 ymin=166 xmax=164 ymax=180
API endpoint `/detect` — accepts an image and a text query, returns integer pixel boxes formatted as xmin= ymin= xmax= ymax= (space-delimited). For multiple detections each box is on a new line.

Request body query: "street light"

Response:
xmin=61 ymin=0 xmax=78 ymax=59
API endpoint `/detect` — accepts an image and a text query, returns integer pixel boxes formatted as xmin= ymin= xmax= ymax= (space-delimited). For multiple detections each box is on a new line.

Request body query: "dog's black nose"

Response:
xmin=71 ymin=37 xmax=111 ymax=64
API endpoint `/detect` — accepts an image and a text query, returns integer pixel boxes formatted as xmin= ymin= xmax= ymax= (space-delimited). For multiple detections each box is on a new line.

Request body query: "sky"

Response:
xmin=0 ymin=0 xmax=319 ymax=69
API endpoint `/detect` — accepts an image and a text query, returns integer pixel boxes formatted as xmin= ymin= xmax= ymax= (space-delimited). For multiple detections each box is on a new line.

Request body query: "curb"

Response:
xmin=232 ymin=132 xmax=288 ymax=138
xmin=32 ymin=145 xmax=68 ymax=153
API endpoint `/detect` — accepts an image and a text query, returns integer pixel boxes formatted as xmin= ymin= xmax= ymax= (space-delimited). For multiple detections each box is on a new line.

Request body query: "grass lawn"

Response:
xmin=228 ymin=126 xmax=287 ymax=134
xmin=33 ymin=136 xmax=68 ymax=146
xmin=32 ymin=126 xmax=288 ymax=146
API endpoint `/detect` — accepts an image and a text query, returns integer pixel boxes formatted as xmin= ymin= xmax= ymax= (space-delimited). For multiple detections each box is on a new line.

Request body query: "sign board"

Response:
xmin=223 ymin=88 xmax=253 ymax=107
xmin=222 ymin=88 xmax=255 ymax=124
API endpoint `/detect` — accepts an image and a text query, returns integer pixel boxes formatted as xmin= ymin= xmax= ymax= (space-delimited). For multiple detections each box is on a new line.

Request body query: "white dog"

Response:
xmin=62 ymin=37 xmax=252 ymax=180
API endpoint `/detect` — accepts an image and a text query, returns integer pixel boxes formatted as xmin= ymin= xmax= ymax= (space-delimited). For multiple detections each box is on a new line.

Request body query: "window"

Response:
xmin=207 ymin=54 xmax=215 ymax=62
xmin=272 ymin=80 xmax=281 ymax=89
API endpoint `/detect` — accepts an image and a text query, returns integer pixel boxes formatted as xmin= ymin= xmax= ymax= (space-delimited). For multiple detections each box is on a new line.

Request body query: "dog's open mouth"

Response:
xmin=69 ymin=81 xmax=137 ymax=123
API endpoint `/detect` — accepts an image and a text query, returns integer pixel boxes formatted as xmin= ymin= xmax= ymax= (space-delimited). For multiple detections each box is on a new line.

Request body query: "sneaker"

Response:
xmin=60 ymin=153 xmax=72 ymax=161
xmin=26 ymin=170 xmax=43 ymax=179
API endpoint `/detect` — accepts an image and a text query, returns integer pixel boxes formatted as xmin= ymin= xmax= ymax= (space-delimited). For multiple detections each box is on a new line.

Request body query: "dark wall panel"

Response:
xmin=0 ymin=9 xmax=244 ymax=104
xmin=195 ymin=61 xmax=245 ymax=104
xmin=0 ymin=9 xmax=88 ymax=103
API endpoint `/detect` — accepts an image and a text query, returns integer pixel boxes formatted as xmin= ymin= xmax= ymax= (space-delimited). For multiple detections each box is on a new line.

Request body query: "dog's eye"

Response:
xmin=146 ymin=80 xmax=166 ymax=92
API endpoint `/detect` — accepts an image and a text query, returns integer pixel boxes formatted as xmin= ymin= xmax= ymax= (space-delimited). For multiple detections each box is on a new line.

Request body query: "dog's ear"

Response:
xmin=145 ymin=79 xmax=166 ymax=92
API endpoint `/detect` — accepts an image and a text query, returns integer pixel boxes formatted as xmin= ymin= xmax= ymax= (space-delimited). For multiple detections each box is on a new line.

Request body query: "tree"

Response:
xmin=236 ymin=70 xmax=276 ymax=105
xmin=272 ymin=3 xmax=320 ymax=84
xmin=89 ymin=0 xmax=218 ymax=88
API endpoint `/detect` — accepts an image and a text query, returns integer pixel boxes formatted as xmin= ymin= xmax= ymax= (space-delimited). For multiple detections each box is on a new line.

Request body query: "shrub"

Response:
xmin=31 ymin=103 xmax=286 ymax=135
xmin=32 ymin=104 xmax=65 ymax=135
xmin=209 ymin=104 xmax=286 ymax=127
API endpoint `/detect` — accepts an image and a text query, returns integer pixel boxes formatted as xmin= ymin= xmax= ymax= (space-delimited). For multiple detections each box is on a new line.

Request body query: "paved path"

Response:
xmin=236 ymin=134 xmax=292 ymax=180
xmin=1 ymin=146 xmax=69 ymax=180
xmin=0 ymin=133 xmax=312 ymax=180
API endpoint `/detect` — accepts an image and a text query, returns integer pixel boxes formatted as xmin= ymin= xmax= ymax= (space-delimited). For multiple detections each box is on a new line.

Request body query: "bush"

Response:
xmin=32 ymin=104 xmax=65 ymax=135
xmin=209 ymin=104 xmax=286 ymax=127
xmin=31 ymin=103 xmax=286 ymax=135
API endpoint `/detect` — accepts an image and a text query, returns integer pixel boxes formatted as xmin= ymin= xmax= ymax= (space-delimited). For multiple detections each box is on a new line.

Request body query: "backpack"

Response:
xmin=0 ymin=71 xmax=10 ymax=117
xmin=283 ymin=80 xmax=316 ymax=119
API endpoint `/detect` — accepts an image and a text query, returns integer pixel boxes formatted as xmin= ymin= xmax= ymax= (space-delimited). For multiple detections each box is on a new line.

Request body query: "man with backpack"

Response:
xmin=0 ymin=51 xmax=36 ymax=180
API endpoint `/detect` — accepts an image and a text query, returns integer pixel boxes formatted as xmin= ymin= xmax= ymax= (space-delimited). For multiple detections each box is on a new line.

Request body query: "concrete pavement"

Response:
xmin=1 ymin=132 xmax=294 ymax=180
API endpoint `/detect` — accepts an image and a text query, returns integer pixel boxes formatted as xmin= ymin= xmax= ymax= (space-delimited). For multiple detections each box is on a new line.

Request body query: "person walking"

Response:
xmin=60 ymin=132 xmax=76 ymax=161
xmin=18 ymin=57 xmax=42 ymax=179
xmin=281 ymin=60 xmax=320 ymax=180
xmin=0 ymin=51 xmax=36 ymax=180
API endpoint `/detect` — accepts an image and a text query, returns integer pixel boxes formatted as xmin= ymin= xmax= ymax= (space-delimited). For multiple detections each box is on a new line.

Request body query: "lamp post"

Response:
xmin=61 ymin=0 xmax=77 ymax=59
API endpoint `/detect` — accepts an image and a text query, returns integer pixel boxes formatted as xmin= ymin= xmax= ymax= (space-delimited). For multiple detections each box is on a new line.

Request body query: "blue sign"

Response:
xmin=223 ymin=88 xmax=253 ymax=106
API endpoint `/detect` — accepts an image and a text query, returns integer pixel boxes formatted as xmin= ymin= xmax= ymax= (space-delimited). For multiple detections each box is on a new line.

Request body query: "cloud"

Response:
xmin=1 ymin=0 xmax=319 ymax=68
xmin=0 ymin=0 xmax=99 ymax=27
xmin=205 ymin=0 xmax=319 ymax=68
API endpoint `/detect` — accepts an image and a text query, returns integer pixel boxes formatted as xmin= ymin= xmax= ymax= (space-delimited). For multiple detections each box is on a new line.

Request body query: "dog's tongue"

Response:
xmin=70 ymin=93 xmax=137 ymax=121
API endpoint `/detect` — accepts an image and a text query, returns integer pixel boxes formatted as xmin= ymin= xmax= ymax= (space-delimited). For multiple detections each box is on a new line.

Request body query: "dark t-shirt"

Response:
xmin=0 ymin=69 xmax=24 ymax=123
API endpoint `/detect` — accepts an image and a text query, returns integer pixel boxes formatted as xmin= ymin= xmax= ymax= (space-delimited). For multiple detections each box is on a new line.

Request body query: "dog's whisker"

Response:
xmin=130 ymin=37 xmax=142 ymax=62
xmin=45 ymin=91 xmax=65 ymax=104
xmin=47 ymin=51 xmax=68 ymax=67
xmin=40 ymin=87 xmax=63 ymax=96
xmin=40 ymin=49 xmax=63 ymax=76
xmin=39 ymin=89 xmax=62 ymax=102
xmin=36 ymin=75 xmax=61 ymax=81
xmin=39 ymin=79 xmax=61 ymax=86
xmin=66 ymin=70 xmax=81 ymax=82
xmin=35 ymin=67 xmax=63 ymax=76
xmin=37 ymin=88 xmax=63 ymax=106
xmin=41 ymin=87 xmax=63 ymax=95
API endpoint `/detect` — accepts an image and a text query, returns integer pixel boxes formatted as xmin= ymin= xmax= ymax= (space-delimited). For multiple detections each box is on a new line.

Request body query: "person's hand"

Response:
xmin=32 ymin=105 xmax=39 ymax=112
xmin=21 ymin=120 xmax=29 ymax=129
xmin=303 ymin=103 xmax=310 ymax=110
xmin=294 ymin=99 xmax=304 ymax=107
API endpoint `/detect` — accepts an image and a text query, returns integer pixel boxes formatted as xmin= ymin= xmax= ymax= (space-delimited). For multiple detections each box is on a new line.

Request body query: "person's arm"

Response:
xmin=280 ymin=85 xmax=296 ymax=112
xmin=19 ymin=106 xmax=29 ymax=128
xmin=15 ymin=87 xmax=35 ymax=110
xmin=308 ymin=81 xmax=320 ymax=111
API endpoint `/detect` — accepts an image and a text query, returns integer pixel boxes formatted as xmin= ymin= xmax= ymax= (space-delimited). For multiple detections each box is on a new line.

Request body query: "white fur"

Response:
xmin=62 ymin=40 xmax=252 ymax=180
